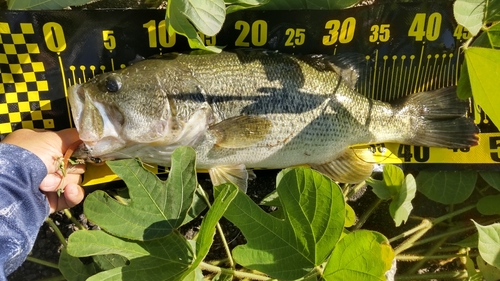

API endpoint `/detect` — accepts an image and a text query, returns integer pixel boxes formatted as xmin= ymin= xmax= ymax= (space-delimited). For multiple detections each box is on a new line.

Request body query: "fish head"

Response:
xmin=68 ymin=64 xmax=178 ymax=162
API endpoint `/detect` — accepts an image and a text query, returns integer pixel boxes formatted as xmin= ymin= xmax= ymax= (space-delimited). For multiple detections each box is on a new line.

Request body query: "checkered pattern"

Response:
xmin=0 ymin=22 xmax=53 ymax=135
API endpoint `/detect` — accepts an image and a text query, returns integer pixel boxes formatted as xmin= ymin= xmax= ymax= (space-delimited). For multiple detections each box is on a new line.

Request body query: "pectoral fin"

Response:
xmin=310 ymin=148 xmax=375 ymax=184
xmin=209 ymin=115 xmax=272 ymax=148
xmin=209 ymin=164 xmax=253 ymax=192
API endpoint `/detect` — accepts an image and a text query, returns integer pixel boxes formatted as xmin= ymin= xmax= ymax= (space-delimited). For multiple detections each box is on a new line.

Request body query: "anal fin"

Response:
xmin=310 ymin=148 xmax=375 ymax=184
xmin=209 ymin=164 xmax=252 ymax=192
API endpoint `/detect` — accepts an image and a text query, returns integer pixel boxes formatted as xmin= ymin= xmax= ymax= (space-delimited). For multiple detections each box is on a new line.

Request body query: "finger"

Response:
xmin=40 ymin=173 xmax=82 ymax=192
xmin=62 ymin=183 xmax=85 ymax=209
xmin=45 ymin=183 xmax=85 ymax=213
xmin=56 ymin=128 xmax=82 ymax=152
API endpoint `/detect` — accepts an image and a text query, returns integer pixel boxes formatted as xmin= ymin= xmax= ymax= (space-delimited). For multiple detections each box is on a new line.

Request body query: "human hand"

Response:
xmin=2 ymin=128 xmax=86 ymax=213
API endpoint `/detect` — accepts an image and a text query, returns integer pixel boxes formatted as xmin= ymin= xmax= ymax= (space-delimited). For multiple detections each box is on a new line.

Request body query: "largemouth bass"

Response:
xmin=68 ymin=50 xmax=479 ymax=190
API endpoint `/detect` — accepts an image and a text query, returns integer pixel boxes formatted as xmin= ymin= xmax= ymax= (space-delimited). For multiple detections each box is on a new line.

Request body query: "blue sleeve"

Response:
xmin=0 ymin=143 xmax=50 ymax=280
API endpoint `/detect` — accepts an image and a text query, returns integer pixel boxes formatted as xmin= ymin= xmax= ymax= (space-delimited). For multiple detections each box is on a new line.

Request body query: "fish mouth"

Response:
xmin=68 ymin=84 xmax=126 ymax=158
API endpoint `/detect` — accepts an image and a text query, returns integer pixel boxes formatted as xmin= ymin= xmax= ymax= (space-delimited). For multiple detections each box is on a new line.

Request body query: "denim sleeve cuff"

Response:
xmin=0 ymin=143 xmax=50 ymax=278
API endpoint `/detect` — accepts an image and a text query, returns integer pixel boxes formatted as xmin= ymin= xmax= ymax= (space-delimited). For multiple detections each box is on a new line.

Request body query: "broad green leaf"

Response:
xmin=485 ymin=0 xmax=500 ymax=22
xmin=477 ymin=194 xmax=500 ymax=215
xmin=166 ymin=0 xmax=223 ymax=52
xmin=84 ymin=147 xmax=199 ymax=241
xmin=480 ymin=171 xmax=500 ymax=191
xmin=465 ymin=47 xmax=500 ymax=130
xmin=474 ymin=221 xmax=500 ymax=269
xmin=323 ymin=230 xmax=394 ymax=281
xmin=226 ymin=0 xmax=269 ymax=13
xmin=92 ymin=254 xmax=128 ymax=271
xmin=390 ymin=174 xmax=416 ymax=226
xmin=416 ymin=170 xmax=477 ymax=204
xmin=59 ymin=248 xmax=98 ymax=281
xmin=259 ymin=0 xmax=360 ymax=9
xmin=465 ymin=256 xmax=483 ymax=281
xmin=345 ymin=203 xmax=356 ymax=228
xmin=457 ymin=62 xmax=472 ymax=99
xmin=477 ymin=255 xmax=500 ymax=281
xmin=7 ymin=0 xmax=90 ymax=9
xmin=366 ymin=165 xmax=404 ymax=200
xmin=367 ymin=165 xmax=415 ymax=226
xmin=450 ymin=233 xmax=478 ymax=248
xmin=67 ymin=230 xmax=194 ymax=281
xmin=68 ymin=184 xmax=236 ymax=281
xmin=181 ymin=184 xmax=238 ymax=279
xmin=305 ymin=0 xmax=360 ymax=9
xmin=473 ymin=22 xmax=500 ymax=49
xmin=216 ymin=167 xmax=345 ymax=280
xmin=453 ymin=0 xmax=485 ymax=36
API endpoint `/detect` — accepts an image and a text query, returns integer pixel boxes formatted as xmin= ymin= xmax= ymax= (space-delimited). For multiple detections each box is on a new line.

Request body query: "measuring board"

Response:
xmin=0 ymin=2 xmax=498 ymax=186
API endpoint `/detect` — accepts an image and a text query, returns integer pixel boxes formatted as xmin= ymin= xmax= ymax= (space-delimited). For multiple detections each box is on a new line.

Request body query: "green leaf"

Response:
xmin=474 ymin=221 xmax=500 ymax=269
xmin=59 ymin=248 xmax=98 ymax=281
xmin=305 ymin=0 xmax=360 ymax=9
xmin=390 ymin=174 xmax=416 ymax=226
xmin=7 ymin=0 xmax=90 ymax=9
xmin=67 ymin=230 xmax=194 ymax=281
xmin=67 ymin=184 xmax=236 ymax=281
xmin=323 ymin=230 xmax=394 ymax=281
xmin=485 ymin=0 xmax=500 ymax=22
xmin=259 ymin=0 xmax=360 ymax=9
xmin=166 ymin=0 xmax=224 ymax=52
xmin=465 ymin=255 xmax=483 ymax=281
xmin=453 ymin=0 xmax=485 ymax=36
xmin=477 ymin=255 xmax=500 ymax=281
xmin=457 ymin=62 xmax=473 ymax=99
xmin=477 ymin=195 xmax=500 ymax=215
xmin=367 ymin=165 xmax=415 ymax=226
xmin=473 ymin=22 xmax=500 ymax=49
xmin=345 ymin=203 xmax=356 ymax=228
xmin=183 ymin=184 xmax=238 ymax=279
xmin=449 ymin=233 xmax=478 ymax=248
xmin=465 ymin=47 xmax=500 ymax=130
xmin=479 ymin=171 xmax=500 ymax=192
xmin=84 ymin=147 xmax=199 ymax=241
xmin=366 ymin=165 xmax=404 ymax=200
xmin=92 ymin=254 xmax=128 ymax=271
xmin=216 ymin=167 xmax=345 ymax=280
xmin=226 ymin=0 xmax=269 ymax=14
xmin=416 ymin=170 xmax=477 ymax=204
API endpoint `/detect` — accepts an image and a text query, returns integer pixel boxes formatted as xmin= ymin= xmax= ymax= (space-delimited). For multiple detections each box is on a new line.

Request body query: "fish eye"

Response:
xmin=105 ymin=75 xmax=122 ymax=92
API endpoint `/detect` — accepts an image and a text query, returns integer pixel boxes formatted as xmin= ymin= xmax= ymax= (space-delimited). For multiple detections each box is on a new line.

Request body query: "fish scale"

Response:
xmin=68 ymin=50 xmax=479 ymax=190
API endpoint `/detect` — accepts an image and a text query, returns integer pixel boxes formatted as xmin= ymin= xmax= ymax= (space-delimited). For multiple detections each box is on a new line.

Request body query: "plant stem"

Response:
xmin=198 ymin=185 xmax=235 ymax=269
xmin=393 ymin=219 xmax=432 ymax=255
xmin=389 ymin=218 xmax=430 ymax=243
xmin=431 ymin=205 xmax=476 ymax=225
xmin=199 ymin=262 xmax=272 ymax=280
xmin=410 ymin=224 xmax=476 ymax=248
xmin=26 ymin=256 xmax=59 ymax=269
xmin=396 ymin=252 xmax=476 ymax=262
xmin=63 ymin=209 xmax=86 ymax=231
xmin=395 ymin=270 xmax=468 ymax=280
xmin=406 ymin=235 xmax=449 ymax=274
xmin=351 ymin=198 xmax=382 ymax=231
xmin=45 ymin=217 xmax=67 ymax=247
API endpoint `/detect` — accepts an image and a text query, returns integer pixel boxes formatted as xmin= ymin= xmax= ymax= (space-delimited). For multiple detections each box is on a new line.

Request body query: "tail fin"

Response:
xmin=395 ymin=86 xmax=480 ymax=148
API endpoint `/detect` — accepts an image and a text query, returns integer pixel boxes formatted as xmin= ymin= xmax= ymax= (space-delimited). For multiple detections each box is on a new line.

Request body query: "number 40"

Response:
xmin=408 ymin=12 xmax=442 ymax=41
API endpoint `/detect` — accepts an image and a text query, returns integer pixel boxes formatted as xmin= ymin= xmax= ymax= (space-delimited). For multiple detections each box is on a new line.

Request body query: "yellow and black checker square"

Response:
xmin=0 ymin=22 xmax=53 ymax=136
